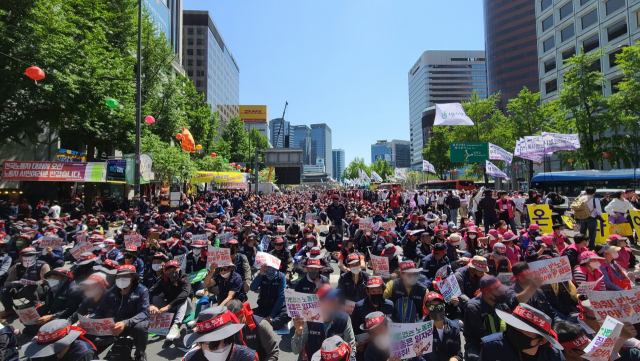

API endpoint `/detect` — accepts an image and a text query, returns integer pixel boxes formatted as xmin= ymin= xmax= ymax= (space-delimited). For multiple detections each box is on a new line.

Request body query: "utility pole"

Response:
xmin=255 ymin=147 xmax=259 ymax=195
xmin=134 ymin=0 xmax=142 ymax=199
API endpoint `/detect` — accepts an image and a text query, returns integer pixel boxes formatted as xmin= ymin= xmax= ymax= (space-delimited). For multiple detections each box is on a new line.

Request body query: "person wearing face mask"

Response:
xmin=226 ymin=300 xmax=279 ymax=361
xmin=100 ymin=238 xmax=122 ymax=262
xmin=487 ymin=242 xmax=512 ymax=276
xmin=203 ymin=260 xmax=248 ymax=306
xmin=324 ymin=225 xmax=343 ymax=262
xmin=383 ymin=261 xmax=427 ymax=321
xmin=184 ymin=240 xmax=208 ymax=291
xmin=360 ymin=312 xmax=425 ymax=361
xmin=225 ymin=239 xmax=251 ymax=291
xmin=148 ymin=260 xmax=193 ymax=341
xmin=337 ymin=254 xmax=370 ymax=303
xmin=494 ymin=191 xmax=517 ymax=233
xmin=250 ymin=263 xmax=290 ymax=330
xmin=117 ymin=245 xmax=145 ymax=277
xmin=143 ymin=253 xmax=169 ymax=288
xmin=351 ymin=277 xmax=397 ymax=358
xmin=609 ymin=234 xmax=637 ymax=270
xmin=573 ymin=251 xmax=606 ymax=290
xmin=1 ymin=247 xmax=49 ymax=317
xmin=464 ymin=276 xmax=540 ymax=361
xmin=524 ymin=235 xmax=557 ymax=263
xmin=70 ymin=272 xmax=109 ymax=327
xmin=295 ymin=234 xmax=321 ymax=262
xmin=337 ymin=239 xmax=365 ymax=273
xmin=69 ymin=252 xmax=98 ymax=283
xmin=92 ymin=265 xmax=150 ymax=361
xmin=355 ymin=228 xmax=376 ymax=257
xmin=520 ymin=224 xmax=541 ymax=250
xmin=596 ymin=243 xmax=633 ymax=290
xmin=22 ymin=319 xmax=97 ymax=361
xmin=295 ymin=247 xmax=334 ymax=278
xmin=479 ymin=303 xmax=566 ymax=361
xmin=510 ymin=262 xmax=559 ymax=322
xmin=292 ymin=284 xmax=356 ymax=361
xmin=421 ymin=243 xmax=450 ymax=283
xmin=295 ymin=258 xmax=330 ymax=294
xmin=180 ymin=306 xmax=259 ymax=361
xmin=454 ymin=256 xmax=489 ymax=313
xmin=421 ymin=292 xmax=463 ymax=361
xmin=268 ymin=237 xmax=293 ymax=282
xmin=36 ymin=268 xmax=84 ymax=327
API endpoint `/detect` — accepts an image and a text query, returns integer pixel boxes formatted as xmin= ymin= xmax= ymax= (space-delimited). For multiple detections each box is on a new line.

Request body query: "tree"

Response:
xmin=557 ymin=49 xmax=619 ymax=169
xmin=422 ymin=126 xmax=455 ymax=180
xmin=141 ymin=133 xmax=195 ymax=182
xmin=342 ymin=157 xmax=369 ymax=180
xmin=369 ymin=159 xmax=393 ymax=181
xmin=182 ymin=85 xmax=219 ymax=157
xmin=220 ymin=117 xmax=249 ymax=163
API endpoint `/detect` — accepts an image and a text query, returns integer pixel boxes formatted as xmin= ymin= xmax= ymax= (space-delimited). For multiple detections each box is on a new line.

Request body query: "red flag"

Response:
xmin=181 ymin=127 xmax=195 ymax=153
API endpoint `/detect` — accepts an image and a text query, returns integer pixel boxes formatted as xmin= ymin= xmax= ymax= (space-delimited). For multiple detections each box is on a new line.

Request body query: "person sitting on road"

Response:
xmin=361 ymin=312 xmax=425 ymax=361
xmin=573 ymin=251 xmax=606 ymax=290
xmin=454 ymin=256 xmax=488 ymax=314
xmin=22 ymin=319 xmax=97 ymax=361
xmin=148 ymin=260 xmax=193 ymax=342
xmin=337 ymin=253 xmax=369 ymax=302
xmin=294 ymin=246 xmax=333 ymax=278
xmin=487 ymin=242 xmax=512 ymax=276
xmin=295 ymin=258 xmax=330 ymax=294
xmin=383 ymin=260 xmax=428 ymax=322
xmin=1 ymin=247 xmax=49 ymax=318
xmin=421 ymin=243 xmax=450 ymax=283
xmin=184 ymin=240 xmax=208 ymax=292
xmin=250 ymin=263 xmax=290 ymax=331
xmin=36 ymin=268 xmax=84 ymax=327
xmin=142 ymin=253 xmax=169 ymax=289
xmin=268 ymin=237 xmax=294 ymax=282
xmin=203 ymin=260 xmax=248 ymax=306
xmin=226 ymin=299 xmax=279 ymax=361
xmin=422 ymin=292 xmax=463 ymax=361
xmin=118 ymin=245 xmax=144 ymax=277
xmin=351 ymin=276 xmax=397 ymax=357
xmin=69 ymin=253 xmax=99 ymax=283
xmin=100 ymin=238 xmax=122 ymax=262
xmin=608 ymin=234 xmax=637 ymax=270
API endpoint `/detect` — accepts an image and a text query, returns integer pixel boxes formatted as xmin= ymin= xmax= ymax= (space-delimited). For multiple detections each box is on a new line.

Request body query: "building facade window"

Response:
xmin=541 ymin=0 xmax=553 ymax=11
xmin=609 ymin=47 xmax=624 ymax=68
xmin=611 ymin=77 xmax=623 ymax=94
xmin=561 ymin=24 xmax=575 ymax=42
xmin=580 ymin=0 xmax=591 ymax=6
xmin=543 ymin=36 xmax=555 ymax=52
xmin=187 ymin=38 xmax=193 ymax=45
xmin=197 ymin=39 xmax=203 ymax=45
xmin=197 ymin=28 xmax=203 ymax=35
xmin=560 ymin=1 xmax=573 ymax=20
xmin=196 ymin=60 xmax=203 ymax=66
xmin=544 ymin=57 xmax=557 ymax=73
xmin=605 ymin=0 xmax=625 ymax=16
xmin=187 ymin=28 xmax=194 ymax=35
xmin=607 ymin=20 xmax=627 ymax=42
xmin=562 ymin=47 xmax=576 ymax=61
xmin=196 ymin=80 xmax=202 ymax=87
xmin=545 ymin=78 xmax=558 ymax=94
xmin=187 ymin=49 xmax=193 ymax=55
xmin=583 ymin=33 xmax=599 ymax=52
xmin=196 ymin=49 xmax=203 ymax=56
xmin=187 ymin=59 xmax=193 ymax=66
xmin=589 ymin=59 xmax=601 ymax=72
xmin=543 ymin=15 xmax=554 ymax=31
xmin=187 ymin=70 xmax=193 ymax=76
xmin=581 ymin=9 xmax=598 ymax=29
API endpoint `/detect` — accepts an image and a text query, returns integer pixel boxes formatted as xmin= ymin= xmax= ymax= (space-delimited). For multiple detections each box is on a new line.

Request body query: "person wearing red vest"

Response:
xmin=561 ymin=234 xmax=589 ymax=270
xmin=596 ymin=244 xmax=633 ymax=290
xmin=608 ymin=234 xmax=637 ymax=270
xmin=572 ymin=251 xmax=605 ymax=291
xmin=551 ymin=224 xmax=570 ymax=254
xmin=494 ymin=191 xmax=517 ymax=233
xmin=388 ymin=191 xmax=401 ymax=215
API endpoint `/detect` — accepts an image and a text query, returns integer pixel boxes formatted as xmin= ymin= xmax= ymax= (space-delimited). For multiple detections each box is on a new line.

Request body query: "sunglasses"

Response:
xmin=427 ymin=304 xmax=445 ymax=312
xmin=205 ymin=340 xmax=224 ymax=351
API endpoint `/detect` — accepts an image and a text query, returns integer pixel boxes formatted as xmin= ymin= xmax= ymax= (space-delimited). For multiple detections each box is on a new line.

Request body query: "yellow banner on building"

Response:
xmin=192 ymin=172 xmax=243 ymax=184
xmin=595 ymin=213 xmax=610 ymax=245
xmin=526 ymin=204 xmax=554 ymax=234
xmin=239 ymin=105 xmax=269 ymax=123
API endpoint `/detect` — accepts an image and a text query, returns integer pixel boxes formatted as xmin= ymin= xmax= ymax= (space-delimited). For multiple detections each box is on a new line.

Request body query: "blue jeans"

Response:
xmin=580 ymin=217 xmax=598 ymax=249
xmin=449 ymin=208 xmax=458 ymax=226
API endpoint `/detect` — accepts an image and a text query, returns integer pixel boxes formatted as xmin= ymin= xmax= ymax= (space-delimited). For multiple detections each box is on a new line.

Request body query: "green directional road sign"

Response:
xmin=449 ymin=142 xmax=489 ymax=163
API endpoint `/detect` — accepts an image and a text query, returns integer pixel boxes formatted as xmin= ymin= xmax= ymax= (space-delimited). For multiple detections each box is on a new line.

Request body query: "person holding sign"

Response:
xmin=421 ymin=292 xmax=463 ymax=361
xmin=359 ymin=312 xmax=416 ymax=361
xmin=70 ymin=273 xmax=110 ymax=326
xmin=421 ymin=243 xmax=451 ymax=283
xmin=455 ymin=256 xmax=489 ymax=312
xmin=250 ymin=262 xmax=289 ymax=330
xmin=383 ymin=261 xmax=428 ymax=320
xmin=573 ymin=251 xmax=606 ymax=291
xmin=36 ymin=268 xmax=84 ymax=326
xmin=21 ymin=319 xmax=97 ymax=361
xmin=1 ymin=247 xmax=49 ymax=318
xmin=509 ymin=262 xmax=559 ymax=322
xmin=479 ymin=303 xmax=566 ymax=361
xmin=148 ymin=260 xmax=193 ymax=342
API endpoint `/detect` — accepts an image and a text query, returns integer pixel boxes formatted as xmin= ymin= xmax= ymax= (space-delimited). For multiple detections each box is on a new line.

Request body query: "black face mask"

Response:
xmin=348 ymin=247 xmax=355 ymax=253
xmin=308 ymin=271 xmax=319 ymax=280
xmin=167 ymin=271 xmax=179 ymax=280
xmin=369 ymin=293 xmax=383 ymax=306
xmin=124 ymin=253 xmax=133 ymax=259
xmin=491 ymin=293 xmax=509 ymax=305
xmin=428 ymin=309 xmax=445 ymax=321
xmin=506 ymin=325 xmax=542 ymax=350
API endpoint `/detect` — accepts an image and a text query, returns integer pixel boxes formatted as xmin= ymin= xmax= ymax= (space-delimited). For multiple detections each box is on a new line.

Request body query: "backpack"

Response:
xmin=571 ymin=196 xmax=594 ymax=220
xmin=450 ymin=196 xmax=461 ymax=209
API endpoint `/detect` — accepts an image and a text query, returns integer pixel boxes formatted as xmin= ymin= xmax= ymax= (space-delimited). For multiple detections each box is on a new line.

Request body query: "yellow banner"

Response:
xmin=527 ymin=204 xmax=554 ymax=234
xmin=595 ymin=213 xmax=610 ymax=245
xmin=192 ymin=171 xmax=243 ymax=184
xmin=630 ymin=210 xmax=640 ymax=238
xmin=561 ymin=215 xmax=576 ymax=230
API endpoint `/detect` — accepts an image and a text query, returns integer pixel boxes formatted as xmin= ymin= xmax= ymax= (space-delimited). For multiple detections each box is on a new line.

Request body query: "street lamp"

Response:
xmin=134 ymin=0 xmax=142 ymax=199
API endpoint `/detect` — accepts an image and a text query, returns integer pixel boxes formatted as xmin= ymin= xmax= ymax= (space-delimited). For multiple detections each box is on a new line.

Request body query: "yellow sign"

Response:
xmin=192 ymin=172 xmax=243 ymax=184
xmin=561 ymin=216 xmax=576 ymax=230
xmin=527 ymin=205 xmax=554 ymax=234
xmin=595 ymin=213 xmax=610 ymax=245
xmin=239 ymin=105 xmax=269 ymax=123
xmin=630 ymin=210 xmax=640 ymax=238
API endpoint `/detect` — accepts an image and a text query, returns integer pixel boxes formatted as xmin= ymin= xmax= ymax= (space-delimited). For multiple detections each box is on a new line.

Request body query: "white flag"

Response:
xmin=488 ymin=143 xmax=513 ymax=165
xmin=394 ymin=168 xmax=407 ymax=180
xmin=370 ymin=170 xmax=383 ymax=182
xmin=434 ymin=103 xmax=474 ymax=126
xmin=485 ymin=160 xmax=510 ymax=180
xmin=361 ymin=170 xmax=371 ymax=183
xmin=422 ymin=160 xmax=436 ymax=174
xmin=541 ymin=132 xmax=581 ymax=153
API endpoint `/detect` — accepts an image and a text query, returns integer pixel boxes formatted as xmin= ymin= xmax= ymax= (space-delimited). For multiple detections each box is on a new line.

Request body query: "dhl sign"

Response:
xmin=239 ymin=105 xmax=269 ymax=123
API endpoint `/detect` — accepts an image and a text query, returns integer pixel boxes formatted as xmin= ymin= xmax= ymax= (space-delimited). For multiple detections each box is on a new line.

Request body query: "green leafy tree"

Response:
xmin=342 ymin=157 xmax=370 ymax=180
xmin=422 ymin=126 xmax=455 ymax=180
xmin=369 ymin=159 xmax=393 ymax=181
xmin=141 ymin=133 xmax=195 ymax=182
xmin=220 ymin=117 xmax=249 ymax=163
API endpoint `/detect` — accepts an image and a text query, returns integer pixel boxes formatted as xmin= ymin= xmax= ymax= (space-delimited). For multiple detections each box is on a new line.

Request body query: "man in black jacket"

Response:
xmin=148 ymin=260 xmax=192 ymax=342
xmin=479 ymin=190 xmax=497 ymax=233
xmin=36 ymin=268 xmax=84 ymax=326
xmin=327 ymin=195 xmax=346 ymax=235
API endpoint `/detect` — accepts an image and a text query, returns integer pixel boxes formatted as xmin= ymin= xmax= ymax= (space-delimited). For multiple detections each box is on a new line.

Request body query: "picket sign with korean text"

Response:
xmin=595 ymin=213 xmax=610 ymax=246
xmin=586 ymin=288 xmax=640 ymax=324
xmin=219 ymin=232 xmax=234 ymax=244
xmin=284 ymin=289 xmax=323 ymax=323
xmin=583 ymin=316 xmax=624 ymax=361
xmin=277 ymin=225 xmax=285 ymax=232
xmin=527 ymin=256 xmax=572 ymax=285
xmin=355 ymin=332 xmax=370 ymax=344
xmin=381 ymin=221 xmax=396 ymax=232
xmin=389 ymin=321 xmax=434 ymax=360
xmin=70 ymin=241 xmax=93 ymax=260
xmin=124 ymin=234 xmax=142 ymax=248
xmin=40 ymin=236 xmax=63 ymax=249
xmin=173 ymin=254 xmax=187 ymax=270
xmin=149 ymin=312 xmax=175 ymax=336
xmin=255 ymin=251 xmax=281 ymax=269
xmin=435 ymin=274 xmax=462 ymax=302
xmin=305 ymin=213 xmax=316 ymax=223
xmin=191 ymin=234 xmax=208 ymax=241
xmin=16 ymin=306 xmax=40 ymax=325
xmin=630 ymin=210 xmax=640 ymax=238
xmin=526 ymin=204 xmax=554 ymax=234
xmin=263 ymin=215 xmax=275 ymax=223
xmin=76 ymin=232 xmax=88 ymax=244
xmin=369 ymin=251 xmax=390 ymax=278
xmin=573 ymin=276 xmax=604 ymax=295
xmin=344 ymin=300 xmax=356 ymax=315
xmin=207 ymin=246 xmax=231 ymax=268
xmin=359 ymin=218 xmax=373 ymax=231
xmin=78 ymin=315 xmax=116 ymax=336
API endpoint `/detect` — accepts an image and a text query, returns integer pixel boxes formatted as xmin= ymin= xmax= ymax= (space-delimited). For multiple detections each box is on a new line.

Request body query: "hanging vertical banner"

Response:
xmin=485 ymin=160 xmax=510 ymax=180
xmin=394 ymin=168 xmax=407 ymax=180
xmin=488 ymin=143 xmax=513 ymax=165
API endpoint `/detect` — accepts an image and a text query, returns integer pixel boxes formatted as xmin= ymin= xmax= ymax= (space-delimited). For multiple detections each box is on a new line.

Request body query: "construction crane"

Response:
xmin=269 ymin=101 xmax=288 ymax=183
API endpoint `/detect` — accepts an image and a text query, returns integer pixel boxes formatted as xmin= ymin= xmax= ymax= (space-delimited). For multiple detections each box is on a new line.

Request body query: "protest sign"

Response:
xmin=389 ymin=321 xmax=434 ymax=360
xmin=260 ymin=235 xmax=270 ymax=251
xmin=562 ymin=215 xmax=576 ymax=230
xmin=16 ymin=306 xmax=40 ymax=325
xmin=355 ymin=332 xmax=370 ymax=344
xmin=173 ymin=254 xmax=187 ymax=270
xmin=370 ymin=252 xmax=390 ymax=278
xmin=219 ymin=232 xmax=234 ymax=244
xmin=586 ymin=288 xmax=640 ymax=324
xmin=206 ymin=213 xmax=217 ymax=218
xmin=284 ymin=289 xmax=323 ymax=323
xmin=255 ymin=251 xmax=281 ymax=269
xmin=381 ymin=220 xmax=396 ymax=232
xmin=189 ymin=269 xmax=208 ymax=283
xmin=435 ymin=274 xmax=462 ymax=302
xmin=527 ymin=256 xmax=572 ymax=285
xmin=40 ymin=236 xmax=62 ymax=249
xmin=70 ymin=241 xmax=93 ymax=260
xmin=573 ymin=277 xmax=603 ymax=295
xmin=344 ymin=300 xmax=356 ymax=315
xmin=124 ymin=234 xmax=142 ymax=248
xmin=497 ymin=272 xmax=514 ymax=285
xmin=191 ymin=234 xmax=208 ymax=241
xmin=583 ymin=316 xmax=624 ymax=361
xmin=277 ymin=225 xmax=285 ymax=232
xmin=631 ymin=210 xmax=640 ymax=238
xmin=149 ymin=313 xmax=174 ymax=336
xmin=78 ymin=315 xmax=116 ymax=336
xmin=207 ymin=246 xmax=231 ymax=268
xmin=305 ymin=213 xmax=316 ymax=223
xmin=595 ymin=214 xmax=610 ymax=246
xmin=435 ymin=265 xmax=452 ymax=280
xmin=359 ymin=218 xmax=373 ymax=231
xmin=264 ymin=215 xmax=275 ymax=223
xmin=527 ymin=204 xmax=554 ymax=234
xmin=76 ymin=232 xmax=88 ymax=244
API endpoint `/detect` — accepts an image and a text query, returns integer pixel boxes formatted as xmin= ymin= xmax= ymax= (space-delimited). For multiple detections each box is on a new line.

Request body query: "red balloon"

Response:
xmin=236 ymin=165 xmax=241 ymax=169
xmin=24 ymin=66 xmax=45 ymax=83
xmin=604 ymin=152 xmax=612 ymax=158
xmin=231 ymin=163 xmax=236 ymax=167
xmin=212 ymin=153 xmax=216 ymax=158
xmin=176 ymin=133 xmax=183 ymax=140
xmin=248 ymin=169 xmax=252 ymax=173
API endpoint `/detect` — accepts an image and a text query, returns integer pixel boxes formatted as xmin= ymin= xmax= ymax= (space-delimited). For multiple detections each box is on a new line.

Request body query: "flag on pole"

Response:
xmin=422 ymin=160 xmax=436 ymax=174
xmin=485 ymin=160 xmax=510 ymax=180
xmin=488 ymin=143 xmax=513 ymax=165
xmin=434 ymin=103 xmax=474 ymax=126
xmin=394 ymin=168 xmax=407 ymax=180
xmin=181 ymin=126 xmax=196 ymax=153
xmin=370 ymin=170 xmax=383 ymax=182
xmin=362 ymin=171 xmax=371 ymax=183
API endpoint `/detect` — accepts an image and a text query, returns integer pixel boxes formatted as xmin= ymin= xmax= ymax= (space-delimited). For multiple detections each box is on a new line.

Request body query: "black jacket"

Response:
xmin=480 ymin=332 xmax=565 ymax=361
xmin=148 ymin=270 xmax=192 ymax=308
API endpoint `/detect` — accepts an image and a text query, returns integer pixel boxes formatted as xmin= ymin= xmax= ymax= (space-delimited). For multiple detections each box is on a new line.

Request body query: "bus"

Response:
xmin=530 ymin=169 xmax=640 ymax=197
xmin=418 ymin=180 xmax=475 ymax=191
xmin=378 ymin=183 xmax=402 ymax=191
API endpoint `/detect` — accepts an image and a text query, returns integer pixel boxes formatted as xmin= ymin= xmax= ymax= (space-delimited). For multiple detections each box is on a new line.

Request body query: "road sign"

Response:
xmin=171 ymin=177 xmax=179 ymax=184
xmin=449 ymin=142 xmax=489 ymax=163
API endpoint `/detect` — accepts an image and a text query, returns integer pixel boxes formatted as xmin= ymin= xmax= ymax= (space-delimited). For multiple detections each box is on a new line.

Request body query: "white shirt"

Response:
xmin=417 ymin=195 xmax=427 ymax=206
xmin=48 ymin=205 xmax=61 ymax=219
xmin=580 ymin=195 xmax=603 ymax=218
xmin=604 ymin=198 xmax=637 ymax=216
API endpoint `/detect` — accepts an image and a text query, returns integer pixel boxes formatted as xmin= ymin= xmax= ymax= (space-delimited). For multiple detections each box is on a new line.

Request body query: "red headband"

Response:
xmin=321 ymin=342 xmax=352 ymax=361
xmin=480 ymin=280 xmax=504 ymax=293
xmin=86 ymin=274 xmax=108 ymax=288
xmin=560 ymin=334 xmax=590 ymax=349
xmin=512 ymin=306 xmax=551 ymax=333
xmin=37 ymin=325 xmax=95 ymax=351
xmin=79 ymin=254 xmax=97 ymax=262
xmin=511 ymin=268 xmax=532 ymax=280
xmin=365 ymin=316 xmax=385 ymax=330
xmin=399 ymin=262 xmax=416 ymax=271
xmin=367 ymin=278 xmax=383 ymax=287
xmin=195 ymin=312 xmax=239 ymax=333
xmin=433 ymin=248 xmax=446 ymax=254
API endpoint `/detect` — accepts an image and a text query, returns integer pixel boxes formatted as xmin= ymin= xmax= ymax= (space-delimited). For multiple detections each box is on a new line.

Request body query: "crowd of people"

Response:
xmin=0 ymin=185 xmax=638 ymax=361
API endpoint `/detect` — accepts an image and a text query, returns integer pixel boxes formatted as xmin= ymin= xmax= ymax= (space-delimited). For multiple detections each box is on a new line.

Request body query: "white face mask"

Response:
xmin=405 ymin=275 xmax=418 ymax=286
xmin=307 ymin=242 xmax=315 ymax=248
xmin=193 ymin=248 xmax=202 ymax=256
xmin=47 ymin=279 xmax=59 ymax=287
xmin=203 ymin=343 xmax=232 ymax=361
xmin=373 ymin=335 xmax=391 ymax=351
xmin=220 ymin=271 xmax=231 ymax=279
xmin=152 ymin=264 xmax=163 ymax=272
xmin=116 ymin=278 xmax=131 ymax=289
xmin=469 ymin=235 xmax=476 ymax=239
xmin=611 ymin=252 xmax=619 ymax=259
xmin=350 ymin=266 xmax=361 ymax=275
xmin=85 ymin=288 xmax=101 ymax=298
xmin=22 ymin=256 xmax=36 ymax=267
xmin=502 ymin=225 xmax=508 ymax=230
xmin=589 ymin=261 xmax=601 ymax=270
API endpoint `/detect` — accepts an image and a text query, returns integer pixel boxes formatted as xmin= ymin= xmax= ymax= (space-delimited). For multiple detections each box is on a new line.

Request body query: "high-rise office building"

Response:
xmin=483 ymin=0 xmax=539 ymax=109
xmin=408 ymin=51 xmax=487 ymax=169
xmin=182 ymin=10 xmax=240 ymax=125
xmin=332 ymin=149 xmax=345 ymax=180
xmin=536 ymin=0 xmax=636 ymax=103
xmin=371 ymin=140 xmax=411 ymax=168
xmin=144 ymin=0 xmax=183 ymax=73
xmin=269 ymin=118 xmax=292 ymax=148
xmin=310 ymin=124 xmax=332 ymax=175
xmin=291 ymin=125 xmax=311 ymax=164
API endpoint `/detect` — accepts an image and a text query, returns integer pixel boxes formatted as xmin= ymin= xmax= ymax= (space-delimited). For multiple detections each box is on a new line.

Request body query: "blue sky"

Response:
xmin=184 ymin=0 xmax=485 ymax=164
